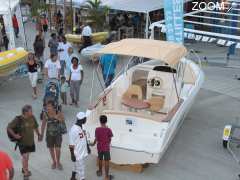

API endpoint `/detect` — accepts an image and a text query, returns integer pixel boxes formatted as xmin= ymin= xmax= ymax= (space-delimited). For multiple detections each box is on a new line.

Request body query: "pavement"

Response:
xmin=0 ymin=22 xmax=240 ymax=180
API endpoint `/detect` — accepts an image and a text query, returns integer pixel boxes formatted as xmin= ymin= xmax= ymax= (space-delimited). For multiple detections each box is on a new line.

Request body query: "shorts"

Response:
xmin=43 ymin=24 xmax=48 ymax=32
xmin=46 ymin=135 xmax=62 ymax=148
xmin=18 ymin=144 xmax=36 ymax=155
xmin=28 ymin=72 xmax=38 ymax=87
xmin=98 ymin=151 xmax=111 ymax=161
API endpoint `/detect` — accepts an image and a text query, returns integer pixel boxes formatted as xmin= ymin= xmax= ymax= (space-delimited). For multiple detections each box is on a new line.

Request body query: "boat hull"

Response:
xmin=0 ymin=48 xmax=28 ymax=77
xmin=86 ymin=59 xmax=204 ymax=165
xmin=65 ymin=32 xmax=108 ymax=44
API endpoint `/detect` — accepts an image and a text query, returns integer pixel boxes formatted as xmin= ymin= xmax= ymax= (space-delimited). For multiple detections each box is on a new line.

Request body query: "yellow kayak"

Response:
xmin=65 ymin=32 xmax=109 ymax=44
xmin=0 ymin=48 xmax=28 ymax=77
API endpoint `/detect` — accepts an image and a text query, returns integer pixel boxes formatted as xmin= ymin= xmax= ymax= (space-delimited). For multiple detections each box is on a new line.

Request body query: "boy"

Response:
xmin=92 ymin=115 xmax=113 ymax=180
xmin=60 ymin=76 xmax=68 ymax=105
xmin=69 ymin=112 xmax=88 ymax=180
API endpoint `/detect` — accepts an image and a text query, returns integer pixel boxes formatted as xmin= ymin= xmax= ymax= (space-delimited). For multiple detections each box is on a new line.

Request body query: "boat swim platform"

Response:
xmin=109 ymin=162 xmax=149 ymax=173
xmin=97 ymin=158 xmax=149 ymax=173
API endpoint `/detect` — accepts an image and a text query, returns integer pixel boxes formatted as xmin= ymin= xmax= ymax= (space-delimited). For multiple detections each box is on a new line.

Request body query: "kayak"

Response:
xmin=0 ymin=48 xmax=28 ymax=77
xmin=65 ymin=32 xmax=109 ymax=44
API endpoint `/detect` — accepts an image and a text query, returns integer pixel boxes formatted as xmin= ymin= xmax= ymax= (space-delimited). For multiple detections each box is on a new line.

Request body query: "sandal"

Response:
xmin=23 ymin=172 xmax=32 ymax=178
xmin=96 ymin=170 xmax=102 ymax=177
xmin=108 ymin=175 xmax=114 ymax=180
xmin=51 ymin=163 xmax=56 ymax=170
xmin=57 ymin=163 xmax=63 ymax=170
xmin=22 ymin=169 xmax=32 ymax=176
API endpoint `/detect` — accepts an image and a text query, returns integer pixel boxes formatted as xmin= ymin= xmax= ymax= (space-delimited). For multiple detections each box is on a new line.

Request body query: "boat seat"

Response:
xmin=133 ymin=79 xmax=147 ymax=99
xmin=147 ymin=96 xmax=165 ymax=112
xmin=122 ymin=85 xmax=143 ymax=100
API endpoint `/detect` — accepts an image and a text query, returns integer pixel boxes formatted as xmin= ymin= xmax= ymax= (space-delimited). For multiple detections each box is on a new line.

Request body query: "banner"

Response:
xmin=164 ymin=0 xmax=184 ymax=44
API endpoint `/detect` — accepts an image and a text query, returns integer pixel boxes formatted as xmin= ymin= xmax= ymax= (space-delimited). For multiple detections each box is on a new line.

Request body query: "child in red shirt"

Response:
xmin=92 ymin=115 xmax=113 ymax=180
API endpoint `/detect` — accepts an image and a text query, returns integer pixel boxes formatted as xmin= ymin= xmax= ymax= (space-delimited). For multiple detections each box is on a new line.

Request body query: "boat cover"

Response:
xmin=97 ymin=38 xmax=187 ymax=66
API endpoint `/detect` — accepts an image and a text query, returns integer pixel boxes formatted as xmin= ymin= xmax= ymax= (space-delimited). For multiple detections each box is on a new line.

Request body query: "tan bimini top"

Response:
xmin=97 ymin=39 xmax=187 ymax=66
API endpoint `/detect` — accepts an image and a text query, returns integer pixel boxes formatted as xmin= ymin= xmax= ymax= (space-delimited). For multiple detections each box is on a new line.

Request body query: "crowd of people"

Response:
xmin=0 ymin=13 xmax=119 ymax=180
xmin=4 ymin=104 xmax=113 ymax=180
xmin=28 ymin=20 xmax=117 ymax=104
xmin=28 ymin=30 xmax=85 ymax=107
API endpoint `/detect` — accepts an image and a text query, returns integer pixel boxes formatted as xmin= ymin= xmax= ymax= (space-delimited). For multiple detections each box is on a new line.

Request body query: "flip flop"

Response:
xmin=22 ymin=169 xmax=32 ymax=176
xmin=104 ymin=175 xmax=114 ymax=180
xmin=108 ymin=175 xmax=114 ymax=180
xmin=51 ymin=163 xmax=56 ymax=170
xmin=23 ymin=172 xmax=32 ymax=178
xmin=96 ymin=170 xmax=102 ymax=177
xmin=57 ymin=163 xmax=63 ymax=170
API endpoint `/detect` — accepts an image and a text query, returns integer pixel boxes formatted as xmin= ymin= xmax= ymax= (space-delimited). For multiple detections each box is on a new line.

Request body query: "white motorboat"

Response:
xmin=85 ymin=39 xmax=204 ymax=165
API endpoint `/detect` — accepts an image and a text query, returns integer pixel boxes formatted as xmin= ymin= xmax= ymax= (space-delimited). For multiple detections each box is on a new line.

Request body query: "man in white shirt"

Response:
xmin=44 ymin=54 xmax=61 ymax=79
xmin=82 ymin=25 xmax=92 ymax=37
xmin=58 ymin=36 xmax=72 ymax=76
xmin=69 ymin=112 xmax=89 ymax=180
xmin=79 ymin=23 xmax=93 ymax=53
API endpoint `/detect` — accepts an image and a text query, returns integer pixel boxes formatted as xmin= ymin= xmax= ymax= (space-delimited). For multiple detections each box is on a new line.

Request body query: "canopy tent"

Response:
xmin=98 ymin=38 xmax=187 ymax=66
xmin=101 ymin=0 xmax=162 ymax=38
xmin=0 ymin=0 xmax=19 ymax=14
xmin=47 ymin=0 xmax=87 ymax=8
xmin=101 ymin=0 xmax=162 ymax=13
xmin=101 ymin=0 xmax=192 ymax=38
xmin=0 ymin=0 xmax=26 ymax=49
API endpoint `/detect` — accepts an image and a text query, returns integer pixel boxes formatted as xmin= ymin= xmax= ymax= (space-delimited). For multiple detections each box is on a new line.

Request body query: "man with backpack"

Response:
xmin=7 ymin=105 xmax=41 ymax=179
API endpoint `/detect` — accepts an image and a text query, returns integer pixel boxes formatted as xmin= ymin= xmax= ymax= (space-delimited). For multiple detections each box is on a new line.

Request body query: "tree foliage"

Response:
xmin=31 ymin=0 xmax=49 ymax=17
xmin=84 ymin=0 xmax=109 ymax=31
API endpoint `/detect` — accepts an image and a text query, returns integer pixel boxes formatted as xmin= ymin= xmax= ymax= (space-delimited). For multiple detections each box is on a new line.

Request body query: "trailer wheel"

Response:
xmin=223 ymin=140 xmax=228 ymax=148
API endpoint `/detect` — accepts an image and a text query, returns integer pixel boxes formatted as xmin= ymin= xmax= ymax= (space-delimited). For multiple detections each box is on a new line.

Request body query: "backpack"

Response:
xmin=7 ymin=116 xmax=23 ymax=142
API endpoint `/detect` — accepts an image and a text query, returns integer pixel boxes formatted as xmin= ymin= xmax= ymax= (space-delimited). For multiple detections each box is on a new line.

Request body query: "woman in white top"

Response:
xmin=69 ymin=57 xmax=84 ymax=107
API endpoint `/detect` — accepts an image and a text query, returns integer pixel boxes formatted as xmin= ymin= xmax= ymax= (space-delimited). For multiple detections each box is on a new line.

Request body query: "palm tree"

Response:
xmin=70 ymin=0 xmax=74 ymax=33
xmin=64 ymin=0 xmax=67 ymax=31
xmin=85 ymin=0 xmax=109 ymax=31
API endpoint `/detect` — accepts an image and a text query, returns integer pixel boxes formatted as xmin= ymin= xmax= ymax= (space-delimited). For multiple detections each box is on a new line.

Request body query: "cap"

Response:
xmin=76 ymin=112 xmax=86 ymax=120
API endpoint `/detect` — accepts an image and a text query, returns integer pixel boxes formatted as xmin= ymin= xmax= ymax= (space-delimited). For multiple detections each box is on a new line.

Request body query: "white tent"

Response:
xmin=0 ymin=0 xmax=19 ymax=14
xmin=47 ymin=0 xmax=87 ymax=8
xmin=101 ymin=0 xmax=192 ymax=38
xmin=0 ymin=0 xmax=26 ymax=49
xmin=101 ymin=0 xmax=162 ymax=38
xmin=101 ymin=0 xmax=162 ymax=13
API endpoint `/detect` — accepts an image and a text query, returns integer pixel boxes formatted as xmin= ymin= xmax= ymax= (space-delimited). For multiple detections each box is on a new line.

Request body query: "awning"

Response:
xmin=0 ymin=0 xmax=19 ymax=14
xmin=101 ymin=0 xmax=193 ymax=13
xmin=101 ymin=0 xmax=162 ymax=13
xmin=97 ymin=39 xmax=187 ymax=66
xmin=47 ymin=0 xmax=87 ymax=8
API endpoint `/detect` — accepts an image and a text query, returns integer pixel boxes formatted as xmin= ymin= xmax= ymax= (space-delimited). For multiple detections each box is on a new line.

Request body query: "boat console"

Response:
xmin=146 ymin=66 xmax=179 ymax=113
